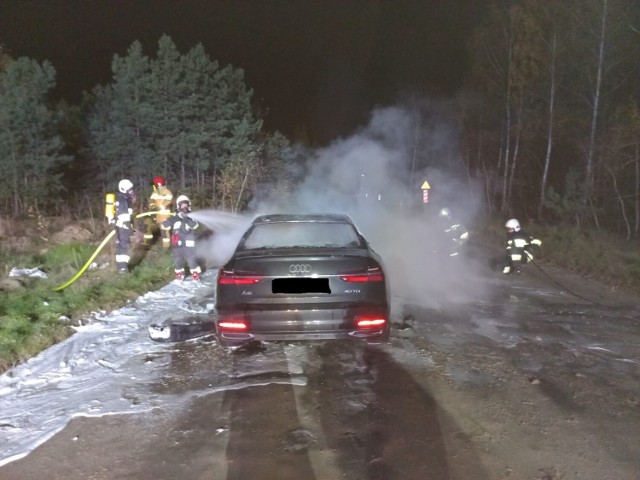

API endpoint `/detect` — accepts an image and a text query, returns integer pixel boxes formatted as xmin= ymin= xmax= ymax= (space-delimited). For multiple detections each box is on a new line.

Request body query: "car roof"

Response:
xmin=251 ymin=213 xmax=354 ymax=224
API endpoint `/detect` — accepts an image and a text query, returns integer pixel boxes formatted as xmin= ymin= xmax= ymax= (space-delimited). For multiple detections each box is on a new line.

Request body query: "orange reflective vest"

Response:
xmin=149 ymin=186 xmax=173 ymax=223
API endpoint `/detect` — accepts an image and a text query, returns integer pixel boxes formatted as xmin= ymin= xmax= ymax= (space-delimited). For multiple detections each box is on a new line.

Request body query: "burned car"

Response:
xmin=214 ymin=213 xmax=390 ymax=347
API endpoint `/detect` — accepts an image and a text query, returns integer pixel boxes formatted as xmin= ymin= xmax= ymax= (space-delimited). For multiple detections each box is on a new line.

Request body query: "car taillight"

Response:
xmin=217 ymin=269 xmax=264 ymax=285
xmin=339 ymin=266 xmax=384 ymax=283
xmin=218 ymin=320 xmax=248 ymax=331
xmin=356 ymin=316 xmax=387 ymax=328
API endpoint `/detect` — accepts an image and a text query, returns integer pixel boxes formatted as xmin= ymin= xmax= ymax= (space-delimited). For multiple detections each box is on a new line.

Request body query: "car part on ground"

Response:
xmin=148 ymin=316 xmax=216 ymax=342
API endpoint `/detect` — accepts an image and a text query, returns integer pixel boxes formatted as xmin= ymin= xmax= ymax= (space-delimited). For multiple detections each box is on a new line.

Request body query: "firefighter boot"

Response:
xmin=191 ymin=271 xmax=201 ymax=282
xmin=175 ymin=271 xmax=185 ymax=281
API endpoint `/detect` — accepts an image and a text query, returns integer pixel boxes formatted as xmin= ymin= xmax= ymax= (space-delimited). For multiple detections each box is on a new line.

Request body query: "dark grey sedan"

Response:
xmin=214 ymin=213 xmax=390 ymax=347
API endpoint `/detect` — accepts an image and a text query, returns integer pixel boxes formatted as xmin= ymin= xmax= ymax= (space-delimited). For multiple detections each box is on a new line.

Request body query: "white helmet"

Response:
xmin=505 ymin=218 xmax=521 ymax=231
xmin=439 ymin=208 xmax=451 ymax=218
xmin=176 ymin=195 xmax=190 ymax=210
xmin=118 ymin=179 xmax=133 ymax=193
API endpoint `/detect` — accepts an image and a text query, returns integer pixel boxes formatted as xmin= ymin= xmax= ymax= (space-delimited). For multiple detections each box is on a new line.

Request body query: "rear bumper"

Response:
xmin=217 ymin=328 xmax=388 ymax=342
xmin=214 ymin=304 xmax=389 ymax=346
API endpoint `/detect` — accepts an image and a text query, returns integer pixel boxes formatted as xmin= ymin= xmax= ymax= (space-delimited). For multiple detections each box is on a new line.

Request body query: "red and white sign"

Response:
xmin=421 ymin=180 xmax=430 ymax=204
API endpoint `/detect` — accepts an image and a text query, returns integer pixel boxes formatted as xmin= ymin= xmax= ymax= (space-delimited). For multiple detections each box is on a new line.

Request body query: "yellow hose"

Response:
xmin=135 ymin=210 xmax=163 ymax=219
xmin=52 ymin=230 xmax=116 ymax=291
xmin=52 ymin=211 xmax=161 ymax=291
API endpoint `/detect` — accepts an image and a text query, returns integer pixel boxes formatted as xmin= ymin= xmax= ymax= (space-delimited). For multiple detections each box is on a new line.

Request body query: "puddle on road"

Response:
xmin=470 ymin=317 xmax=521 ymax=347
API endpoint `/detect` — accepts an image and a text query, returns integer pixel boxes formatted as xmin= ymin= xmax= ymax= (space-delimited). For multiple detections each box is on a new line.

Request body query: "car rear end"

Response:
xmin=214 ymin=216 xmax=390 ymax=346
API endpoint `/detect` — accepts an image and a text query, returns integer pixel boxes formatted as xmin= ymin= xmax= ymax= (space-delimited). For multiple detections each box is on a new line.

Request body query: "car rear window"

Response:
xmin=241 ymin=222 xmax=363 ymax=249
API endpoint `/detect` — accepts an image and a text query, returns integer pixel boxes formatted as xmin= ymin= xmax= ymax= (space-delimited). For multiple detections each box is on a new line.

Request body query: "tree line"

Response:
xmin=463 ymin=0 xmax=640 ymax=237
xmin=0 ymin=35 xmax=291 ymax=218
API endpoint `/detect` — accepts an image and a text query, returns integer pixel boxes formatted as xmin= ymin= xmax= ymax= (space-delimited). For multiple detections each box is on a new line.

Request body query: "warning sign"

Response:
xmin=421 ymin=180 xmax=430 ymax=203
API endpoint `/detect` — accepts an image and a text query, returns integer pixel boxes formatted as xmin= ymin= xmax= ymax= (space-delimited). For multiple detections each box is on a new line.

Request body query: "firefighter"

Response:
xmin=113 ymin=179 xmax=137 ymax=274
xmin=161 ymin=195 xmax=201 ymax=281
xmin=144 ymin=176 xmax=173 ymax=248
xmin=438 ymin=207 xmax=469 ymax=257
xmin=503 ymin=218 xmax=542 ymax=274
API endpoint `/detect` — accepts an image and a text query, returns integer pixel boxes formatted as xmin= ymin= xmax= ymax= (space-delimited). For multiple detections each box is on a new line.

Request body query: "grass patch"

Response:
xmin=0 ymin=242 xmax=175 ymax=373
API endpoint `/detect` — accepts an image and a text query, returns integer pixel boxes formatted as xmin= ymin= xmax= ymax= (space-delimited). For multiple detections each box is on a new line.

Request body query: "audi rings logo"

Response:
xmin=289 ymin=264 xmax=312 ymax=274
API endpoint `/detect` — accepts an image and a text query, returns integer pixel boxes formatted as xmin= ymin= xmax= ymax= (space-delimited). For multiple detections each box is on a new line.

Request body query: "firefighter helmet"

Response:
xmin=176 ymin=194 xmax=191 ymax=212
xmin=153 ymin=176 xmax=166 ymax=188
xmin=118 ymin=179 xmax=134 ymax=193
xmin=505 ymin=218 xmax=521 ymax=232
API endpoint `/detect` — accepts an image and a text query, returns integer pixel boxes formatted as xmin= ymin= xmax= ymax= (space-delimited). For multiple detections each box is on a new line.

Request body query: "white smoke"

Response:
xmin=195 ymin=100 xmax=490 ymax=313
xmin=249 ymin=101 xmax=490 ymax=313
xmin=189 ymin=210 xmax=253 ymax=268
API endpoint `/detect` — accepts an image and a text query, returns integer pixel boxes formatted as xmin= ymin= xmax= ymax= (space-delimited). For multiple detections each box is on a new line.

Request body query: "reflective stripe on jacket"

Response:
xmin=161 ymin=214 xmax=199 ymax=247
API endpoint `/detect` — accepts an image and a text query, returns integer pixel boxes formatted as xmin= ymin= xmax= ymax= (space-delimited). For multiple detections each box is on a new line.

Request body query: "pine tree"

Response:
xmin=0 ymin=57 xmax=71 ymax=216
xmin=86 ymin=35 xmax=264 ymax=207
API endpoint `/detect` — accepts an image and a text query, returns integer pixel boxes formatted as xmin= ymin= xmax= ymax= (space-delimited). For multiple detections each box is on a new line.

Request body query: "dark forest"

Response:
xmin=1 ymin=0 xmax=639 ymax=238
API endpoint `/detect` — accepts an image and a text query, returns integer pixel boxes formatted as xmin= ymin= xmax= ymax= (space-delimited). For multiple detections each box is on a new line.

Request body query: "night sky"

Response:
xmin=1 ymin=1 xmax=482 ymax=144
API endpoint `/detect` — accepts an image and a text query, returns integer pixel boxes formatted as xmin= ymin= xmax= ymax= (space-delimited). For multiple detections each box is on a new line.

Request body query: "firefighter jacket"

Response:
xmin=161 ymin=213 xmax=200 ymax=248
xmin=115 ymin=191 xmax=134 ymax=229
xmin=149 ymin=185 xmax=173 ymax=221
xmin=506 ymin=230 xmax=542 ymax=264
xmin=443 ymin=222 xmax=469 ymax=245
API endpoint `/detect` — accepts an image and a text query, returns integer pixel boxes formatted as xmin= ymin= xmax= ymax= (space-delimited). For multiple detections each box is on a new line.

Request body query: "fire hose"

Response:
xmin=527 ymin=257 xmax=622 ymax=310
xmin=52 ymin=211 xmax=160 ymax=291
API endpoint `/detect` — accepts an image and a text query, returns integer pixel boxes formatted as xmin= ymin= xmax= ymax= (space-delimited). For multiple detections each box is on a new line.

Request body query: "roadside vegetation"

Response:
xmin=535 ymin=225 xmax=640 ymax=294
xmin=0 ymin=238 xmax=174 ymax=374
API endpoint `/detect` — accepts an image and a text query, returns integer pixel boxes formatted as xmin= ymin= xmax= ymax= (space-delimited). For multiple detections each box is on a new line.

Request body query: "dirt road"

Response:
xmin=1 ymin=261 xmax=638 ymax=480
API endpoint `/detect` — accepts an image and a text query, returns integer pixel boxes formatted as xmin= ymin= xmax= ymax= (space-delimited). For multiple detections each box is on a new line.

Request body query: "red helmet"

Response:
xmin=153 ymin=176 xmax=166 ymax=188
